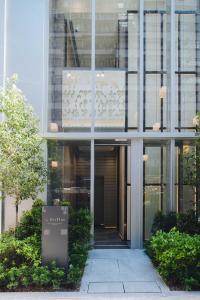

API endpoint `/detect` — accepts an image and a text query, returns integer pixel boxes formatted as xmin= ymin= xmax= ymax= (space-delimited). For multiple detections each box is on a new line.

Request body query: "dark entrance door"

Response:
xmin=94 ymin=176 xmax=104 ymax=226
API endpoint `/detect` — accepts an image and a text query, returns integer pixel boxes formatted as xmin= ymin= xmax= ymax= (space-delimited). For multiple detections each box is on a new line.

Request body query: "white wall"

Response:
xmin=6 ymin=0 xmax=48 ymax=133
xmin=1 ymin=0 xmax=48 ymax=229
xmin=0 ymin=0 xmax=5 ymax=86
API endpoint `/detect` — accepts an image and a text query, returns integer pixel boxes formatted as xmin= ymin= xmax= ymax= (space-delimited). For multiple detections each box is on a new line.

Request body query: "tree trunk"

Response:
xmin=15 ymin=203 xmax=19 ymax=227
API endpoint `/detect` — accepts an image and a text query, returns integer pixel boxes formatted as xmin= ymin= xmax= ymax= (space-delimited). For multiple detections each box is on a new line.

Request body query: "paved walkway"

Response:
xmin=80 ymin=249 xmax=168 ymax=294
xmin=0 ymin=249 xmax=200 ymax=299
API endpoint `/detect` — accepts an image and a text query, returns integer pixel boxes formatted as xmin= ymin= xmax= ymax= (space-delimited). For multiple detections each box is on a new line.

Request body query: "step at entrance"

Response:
xmin=94 ymin=227 xmax=129 ymax=249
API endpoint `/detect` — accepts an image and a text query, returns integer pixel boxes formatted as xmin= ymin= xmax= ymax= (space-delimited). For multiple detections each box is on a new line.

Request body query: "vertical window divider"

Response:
xmin=139 ymin=0 xmax=144 ymax=132
xmin=160 ymin=12 xmax=164 ymax=132
xmin=90 ymin=0 xmax=96 ymax=238
xmin=169 ymin=0 xmax=176 ymax=132
xmin=91 ymin=0 xmax=96 ymax=133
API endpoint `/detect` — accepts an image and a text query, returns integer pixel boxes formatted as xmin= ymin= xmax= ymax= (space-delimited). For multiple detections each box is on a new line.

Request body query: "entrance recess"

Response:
xmin=94 ymin=140 xmax=131 ymax=249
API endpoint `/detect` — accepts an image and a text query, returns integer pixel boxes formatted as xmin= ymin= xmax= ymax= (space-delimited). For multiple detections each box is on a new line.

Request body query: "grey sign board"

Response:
xmin=42 ymin=206 xmax=68 ymax=268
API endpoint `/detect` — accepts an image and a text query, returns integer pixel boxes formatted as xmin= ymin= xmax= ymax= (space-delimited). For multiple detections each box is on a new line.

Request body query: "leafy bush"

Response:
xmin=152 ymin=210 xmax=200 ymax=235
xmin=177 ymin=211 xmax=200 ymax=234
xmin=147 ymin=229 xmax=200 ymax=290
xmin=15 ymin=199 xmax=43 ymax=240
xmin=69 ymin=208 xmax=92 ymax=245
xmin=0 ymin=263 xmax=66 ymax=290
xmin=0 ymin=234 xmax=40 ymax=268
xmin=152 ymin=211 xmax=177 ymax=234
xmin=0 ymin=202 xmax=92 ymax=291
xmin=68 ymin=208 xmax=92 ymax=286
xmin=67 ymin=265 xmax=83 ymax=286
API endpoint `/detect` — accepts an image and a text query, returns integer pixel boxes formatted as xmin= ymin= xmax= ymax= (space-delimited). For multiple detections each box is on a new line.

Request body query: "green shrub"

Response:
xmin=177 ymin=211 xmax=200 ymax=234
xmin=67 ymin=265 xmax=83 ymax=286
xmin=68 ymin=209 xmax=92 ymax=286
xmin=152 ymin=210 xmax=200 ymax=235
xmin=31 ymin=262 xmax=65 ymax=289
xmin=152 ymin=211 xmax=177 ymax=234
xmin=15 ymin=199 xmax=43 ymax=240
xmin=0 ymin=234 xmax=40 ymax=268
xmin=69 ymin=208 xmax=92 ymax=246
xmin=147 ymin=229 xmax=200 ymax=290
xmin=0 ymin=204 xmax=92 ymax=290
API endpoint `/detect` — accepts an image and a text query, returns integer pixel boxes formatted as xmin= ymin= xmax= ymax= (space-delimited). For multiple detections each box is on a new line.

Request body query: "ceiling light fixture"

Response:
xmin=115 ymin=139 xmax=128 ymax=142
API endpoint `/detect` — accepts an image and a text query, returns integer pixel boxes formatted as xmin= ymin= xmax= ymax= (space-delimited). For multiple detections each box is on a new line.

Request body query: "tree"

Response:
xmin=183 ymin=112 xmax=200 ymax=216
xmin=0 ymin=76 xmax=47 ymax=225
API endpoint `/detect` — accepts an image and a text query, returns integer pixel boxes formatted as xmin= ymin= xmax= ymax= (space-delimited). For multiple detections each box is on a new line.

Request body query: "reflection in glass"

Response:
xmin=144 ymin=145 xmax=167 ymax=240
xmin=144 ymin=4 xmax=168 ymax=131
xmin=175 ymin=142 xmax=196 ymax=212
xmin=48 ymin=141 xmax=91 ymax=210
xmin=175 ymin=4 xmax=200 ymax=131
xmin=95 ymin=0 xmax=139 ymax=131
xmin=49 ymin=0 xmax=92 ymax=132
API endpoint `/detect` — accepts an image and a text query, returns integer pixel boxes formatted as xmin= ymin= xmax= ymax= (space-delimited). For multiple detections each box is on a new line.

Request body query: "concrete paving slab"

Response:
xmin=80 ymin=249 xmax=168 ymax=294
xmin=123 ymin=281 xmax=161 ymax=293
xmin=88 ymin=282 xmax=124 ymax=294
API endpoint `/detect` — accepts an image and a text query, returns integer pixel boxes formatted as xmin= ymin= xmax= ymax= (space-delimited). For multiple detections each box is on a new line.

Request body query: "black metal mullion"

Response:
xmin=178 ymin=144 xmax=184 ymax=212
xmin=160 ymin=13 xmax=164 ymax=132
xmin=125 ymin=17 xmax=128 ymax=132
xmin=160 ymin=146 xmax=164 ymax=210
xmin=124 ymin=146 xmax=128 ymax=240
xmin=143 ymin=146 xmax=146 ymax=240
xmin=64 ymin=19 xmax=68 ymax=68
xmin=143 ymin=13 xmax=146 ymax=131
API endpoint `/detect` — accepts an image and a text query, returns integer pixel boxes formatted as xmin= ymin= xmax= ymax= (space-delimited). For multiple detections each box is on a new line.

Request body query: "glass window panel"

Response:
xmin=95 ymin=0 xmax=139 ymax=131
xmin=175 ymin=74 xmax=196 ymax=128
xmin=48 ymin=140 xmax=91 ymax=210
xmin=144 ymin=145 xmax=167 ymax=240
xmin=176 ymin=0 xmax=198 ymax=11
xmin=176 ymin=15 xmax=196 ymax=72
xmin=145 ymin=147 xmax=161 ymax=184
xmin=128 ymin=13 xmax=139 ymax=72
xmin=146 ymin=14 xmax=161 ymax=71
xmin=145 ymin=75 xmax=161 ymax=129
xmin=175 ymin=142 xmax=196 ymax=213
xmin=181 ymin=75 xmax=196 ymax=128
xmin=144 ymin=186 xmax=161 ymax=240
xmin=48 ymin=0 xmax=92 ymax=132
xmin=62 ymin=71 xmax=92 ymax=129
xmin=145 ymin=0 xmax=166 ymax=10
xmin=95 ymin=71 xmax=126 ymax=130
xmin=128 ymin=74 xmax=138 ymax=128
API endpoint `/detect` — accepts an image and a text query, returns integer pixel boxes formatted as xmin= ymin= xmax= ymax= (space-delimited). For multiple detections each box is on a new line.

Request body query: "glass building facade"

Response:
xmin=47 ymin=0 xmax=199 ymax=246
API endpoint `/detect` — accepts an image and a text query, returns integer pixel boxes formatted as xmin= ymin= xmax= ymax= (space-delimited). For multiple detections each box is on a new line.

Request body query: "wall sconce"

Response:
xmin=51 ymin=161 xmax=58 ymax=168
xmin=159 ymin=86 xmax=167 ymax=99
xmin=183 ymin=145 xmax=190 ymax=155
xmin=153 ymin=122 xmax=160 ymax=131
xmin=192 ymin=116 xmax=199 ymax=126
xmin=143 ymin=154 xmax=149 ymax=162
xmin=49 ymin=123 xmax=58 ymax=132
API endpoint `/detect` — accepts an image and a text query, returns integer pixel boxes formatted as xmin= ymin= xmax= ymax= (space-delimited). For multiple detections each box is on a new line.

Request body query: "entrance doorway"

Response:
xmin=94 ymin=141 xmax=131 ymax=248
